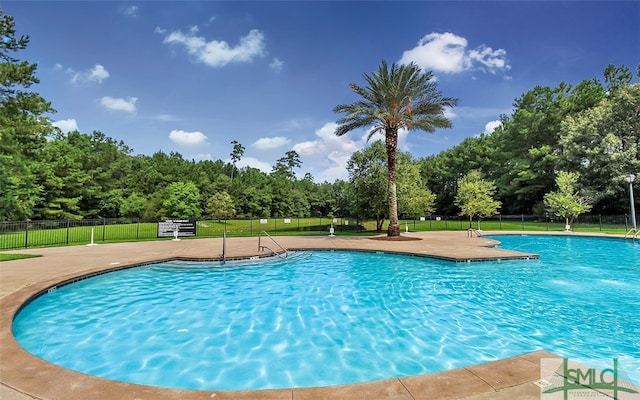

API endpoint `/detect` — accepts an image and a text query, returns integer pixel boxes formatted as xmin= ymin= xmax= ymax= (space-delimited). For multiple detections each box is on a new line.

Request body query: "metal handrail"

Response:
xmin=467 ymin=228 xmax=482 ymax=238
xmin=258 ymin=231 xmax=288 ymax=257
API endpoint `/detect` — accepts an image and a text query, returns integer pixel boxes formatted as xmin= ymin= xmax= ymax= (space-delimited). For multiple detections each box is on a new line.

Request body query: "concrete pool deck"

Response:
xmin=0 ymin=231 xmax=630 ymax=399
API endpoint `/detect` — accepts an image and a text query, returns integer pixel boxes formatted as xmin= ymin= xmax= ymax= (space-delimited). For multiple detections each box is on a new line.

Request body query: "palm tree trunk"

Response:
xmin=386 ymin=128 xmax=400 ymax=237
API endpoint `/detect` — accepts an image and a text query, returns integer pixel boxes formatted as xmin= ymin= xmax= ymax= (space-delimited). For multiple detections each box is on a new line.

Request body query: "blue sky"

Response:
xmin=4 ymin=1 xmax=639 ymax=182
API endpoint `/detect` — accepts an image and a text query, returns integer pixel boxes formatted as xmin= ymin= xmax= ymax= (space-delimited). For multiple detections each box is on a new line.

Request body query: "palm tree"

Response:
xmin=334 ymin=60 xmax=458 ymax=236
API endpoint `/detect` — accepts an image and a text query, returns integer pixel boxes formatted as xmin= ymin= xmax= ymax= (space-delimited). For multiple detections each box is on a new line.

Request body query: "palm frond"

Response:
xmin=333 ymin=59 xmax=458 ymax=139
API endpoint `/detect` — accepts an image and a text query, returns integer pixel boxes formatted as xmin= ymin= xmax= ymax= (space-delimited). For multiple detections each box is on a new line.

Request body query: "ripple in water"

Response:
xmin=13 ymin=236 xmax=640 ymax=390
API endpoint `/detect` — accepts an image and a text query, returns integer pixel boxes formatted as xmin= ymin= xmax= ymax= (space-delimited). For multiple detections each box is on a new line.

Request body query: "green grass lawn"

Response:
xmin=0 ymin=253 xmax=42 ymax=262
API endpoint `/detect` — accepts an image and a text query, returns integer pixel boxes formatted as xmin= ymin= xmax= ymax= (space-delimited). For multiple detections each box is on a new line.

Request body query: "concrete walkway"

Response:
xmin=0 ymin=231 xmax=623 ymax=399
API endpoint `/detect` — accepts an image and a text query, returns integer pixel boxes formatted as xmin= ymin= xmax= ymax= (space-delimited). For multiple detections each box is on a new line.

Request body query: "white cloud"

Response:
xmin=99 ymin=96 xmax=137 ymax=113
xmin=293 ymin=122 xmax=364 ymax=181
xmin=52 ymin=118 xmax=78 ymax=133
xmin=468 ymin=45 xmax=509 ymax=72
xmin=163 ymin=27 xmax=265 ymax=67
xmin=253 ymin=136 xmax=291 ymax=150
xmin=123 ymin=5 xmax=139 ymax=17
xmin=269 ymin=57 xmax=284 ymax=72
xmin=293 ymin=123 xmax=421 ymax=181
xmin=153 ymin=113 xmax=179 ymax=122
xmin=236 ymin=156 xmax=272 ymax=173
xmin=168 ymin=129 xmax=208 ymax=146
xmin=484 ymin=119 xmax=502 ymax=134
xmin=443 ymin=107 xmax=457 ymax=119
xmin=399 ymin=32 xmax=510 ymax=74
xmin=400 ymin=32 xmax=468 ymax=73
xmin=72 ymin=64 xmax=110 ymax=84
xmin=193 ymin=153 xmax=212 ymax=161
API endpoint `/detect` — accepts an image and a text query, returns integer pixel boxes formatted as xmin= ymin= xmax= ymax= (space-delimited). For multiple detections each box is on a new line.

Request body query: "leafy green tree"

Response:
xmin=99 ymin=189 xmax=124 ymax=218
xmin=543 ymin=171 xmax=592 ymax=231
xmin=206 ymin=191 xmax=236 ymax=221
xmin=420 ymin=133 xmax=498 ymax=215
xmin=347 ymin=141 xmax=389 ymax=230
xmin=269 ymin=175 xmax=296 ymax=217
xmin=329 ymin=179 xmax=351 ymax=219
xmin=334 ymin=60 xmax=457 ymax=236
xmin=0 ymin=10 xmax=55 ymax=220
xmin=397 ymin=158 xmax=436 ymax=219
xmin=296 ymin=173 xmax=323 ymax=217
xmin=143 ymin=191 xmax=164 ymax=219
xmin=193 ymin=159 xmax=226 ymax=203
xmin=35 ymin=132 xmax=90 ymax=219
xmin=603 ymin=64 xmax=633 ymax=93
xmin=210 ymin=173 xmax=232 ymax=194
xmin=272 ymin=150 xmax=301 ymax=181
xmin=455 ymin=170 xmax=501 ymax=230
xmin=229 ymin=140 xmax=245 ymax=184
xmin=120 ymin=192 xmax=146 ymax=219
xmin=30 ymin=130 xmax=132 ymax=219
xmin=558 ymin=79 xmax=639 ymax=212
xmin=161 ymin=181 xmax=202 ymax=219
xmin=130 ymin=151 xmax=195 ymax=196
xmin=269 ymin=150 xmax=302 ymax=216
xmin=492 ymin=79 xmax=606 ymax=213
xmin=233 ymin=167 xmax=272 ymax=217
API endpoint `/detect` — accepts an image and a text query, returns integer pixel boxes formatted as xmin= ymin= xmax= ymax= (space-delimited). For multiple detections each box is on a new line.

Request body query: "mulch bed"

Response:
xmin=369 ymin=235 xmax=423 ymax=241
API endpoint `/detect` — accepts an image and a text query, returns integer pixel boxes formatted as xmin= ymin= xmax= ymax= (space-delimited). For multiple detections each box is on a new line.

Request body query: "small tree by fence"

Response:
xmin=0 ymin=214 xmax=635 ymax=250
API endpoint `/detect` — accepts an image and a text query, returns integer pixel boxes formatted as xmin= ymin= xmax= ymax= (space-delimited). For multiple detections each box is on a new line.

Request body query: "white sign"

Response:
xmin=284 ymin=218 xmax=291 ymax=224
xmin=260 ymin=218 xmax=268 ymax=224
xmin=420 ymin=216 xmax=426 ymax=221
xmin=157 ymin=220 xmax=197 ymax=238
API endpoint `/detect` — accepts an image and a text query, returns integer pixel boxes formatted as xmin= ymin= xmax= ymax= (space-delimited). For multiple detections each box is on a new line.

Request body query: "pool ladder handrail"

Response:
xmin=258 ymin=231 xmax=288 ymax=258
xmin=467 ymin=228 xmax=482 ymax=238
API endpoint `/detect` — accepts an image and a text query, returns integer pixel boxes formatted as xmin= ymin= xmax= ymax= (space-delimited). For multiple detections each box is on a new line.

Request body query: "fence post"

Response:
xmin=521 ymin=214 xmax=525 ymax=230
xmin=546 ymin=217 xmax=549 ymax=231
xmin=102 ymin=218 xmax=106 ymax=241
xmin=66 ymin=219 xmax=70 ymax=244
xmin=625 ymin=214 xmax=629 ymax=231
xmin=599 ymin=214 xmax=602 ymax=232
xmin=499 ymin=214 xmax=502 ymax=230
xmin=136 ymin=219 xmax=140 ymax=239
xmin=24 ymin=221 xmax=29 ymax=249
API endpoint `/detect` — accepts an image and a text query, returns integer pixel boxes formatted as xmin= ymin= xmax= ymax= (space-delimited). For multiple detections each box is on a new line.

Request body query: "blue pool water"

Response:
xmin=13 ymin=235 xmax=640 ymax=390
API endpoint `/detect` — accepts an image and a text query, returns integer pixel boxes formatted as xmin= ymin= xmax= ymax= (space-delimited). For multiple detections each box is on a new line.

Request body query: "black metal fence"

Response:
xmin=0 ymin=214 xmax=635 ymax=251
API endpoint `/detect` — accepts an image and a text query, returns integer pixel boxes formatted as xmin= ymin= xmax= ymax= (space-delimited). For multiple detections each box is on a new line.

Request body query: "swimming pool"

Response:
xmin=12 ymin=235 xmax=639 ymax=390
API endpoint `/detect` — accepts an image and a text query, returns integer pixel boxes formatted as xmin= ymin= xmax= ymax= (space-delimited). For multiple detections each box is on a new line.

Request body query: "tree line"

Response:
xmin=1 ymin=10 xmax=638 ymax=225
